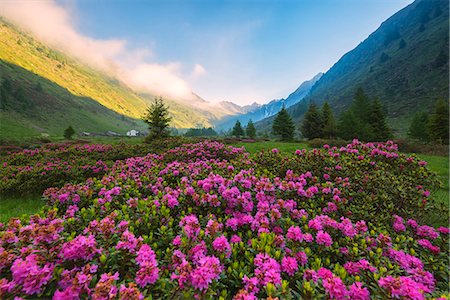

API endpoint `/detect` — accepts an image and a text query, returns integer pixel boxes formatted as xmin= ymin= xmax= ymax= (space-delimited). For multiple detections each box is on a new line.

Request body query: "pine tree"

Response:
xmin=408 ymin=111 xmax=429 ymax=142
xmin=427 ymin=99 xmax=449 ymax=144
xmin=64 ymin=125 xmax=75 ymax=139
xmin=349 ymin=87 xmax=372 ymax=140
xmin=142 ymin=97 xmax=172 ymax=139
xmin=231 ymin=120 xmax=244 ymax=137
xmin=301 ymin=103 xmax=323 ymax=139
xmin=272 ymin=105 xmax=295 ymax=141
xmin=321 ymin=102 xmax=336 ymax=139
xmin=246 ymin=120 xmax=256 ymax=138
xmin=338 ymin=110 xmax=359 ymax=140
xmin=353 ymin=87 xmax=370 ymax=121
xmin=367 ymin=99 xmax=391 ymax=141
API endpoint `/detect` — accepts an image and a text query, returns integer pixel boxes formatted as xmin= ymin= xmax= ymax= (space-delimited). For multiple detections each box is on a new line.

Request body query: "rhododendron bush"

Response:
xmin=0 ymin=140 xmax=448 ymax=299
xmin=0 ymin=137 xmax=192 ymax=195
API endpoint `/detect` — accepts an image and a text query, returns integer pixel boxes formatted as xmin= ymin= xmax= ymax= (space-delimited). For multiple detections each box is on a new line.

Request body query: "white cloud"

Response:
xmin=190 ymin=64 xmax=207 ymax=80
xmin=0 ymin=0 xmax=195 ymax=99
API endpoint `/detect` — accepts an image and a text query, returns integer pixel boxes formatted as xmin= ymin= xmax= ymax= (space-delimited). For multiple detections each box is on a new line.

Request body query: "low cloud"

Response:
xmin=190 ymin=64 xmax=207 ymax=80
xmin=0 ymin=0 xmax=199 ymax=100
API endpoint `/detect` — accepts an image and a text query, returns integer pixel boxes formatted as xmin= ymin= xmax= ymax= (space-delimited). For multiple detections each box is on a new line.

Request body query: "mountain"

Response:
xmin=258 ymin=0 xmax=449 ymax=137
xmin=0 ymin=19 xmax=244 ymax=140
xmin=215 ymin=72 xmax=323 ymax=131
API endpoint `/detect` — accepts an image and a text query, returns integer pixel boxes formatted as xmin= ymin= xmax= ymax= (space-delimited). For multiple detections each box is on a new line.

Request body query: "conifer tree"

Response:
xmin=272 ymin=105 xmax=295 ymax=141
xmin=338 ymin=110 xmax=359 ymax=140
xmin=231 ymin=120 xmax=244 ymax=137
xmin=408 ymin=111 xmax=429 ymax=142
xmin=301 ymin=103 xmax=323 ymax=139
xmin=427 ymin=99 xmax=449 ymax=144
xmin=142 ymin=97 xmax=172 ymax=139
xmin=321 ymin=102 xmax=336 ymax=139
xmin=64 ymin=125 xmax=75 ymax=139
xmin=338 ymin=87 xmax=372 ymax=140
xmin=367 ymin=99 xmax=391 ymax=141
xmin=245 ymin=120 xmax=256 ymax=138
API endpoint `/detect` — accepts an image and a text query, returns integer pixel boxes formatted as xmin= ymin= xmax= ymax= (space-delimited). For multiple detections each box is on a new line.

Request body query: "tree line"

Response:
xmin=142 ymin=91 xmax=448 ymax=144
xmin=265 ymin=87 xmax=447 ymax=143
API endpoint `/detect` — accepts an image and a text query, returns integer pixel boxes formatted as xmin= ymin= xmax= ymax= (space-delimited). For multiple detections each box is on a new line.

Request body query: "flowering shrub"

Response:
xmin=0 ymin=140 xmax=448 ymax=299
xmin=0 ymin=137 xmax=193 ymax=195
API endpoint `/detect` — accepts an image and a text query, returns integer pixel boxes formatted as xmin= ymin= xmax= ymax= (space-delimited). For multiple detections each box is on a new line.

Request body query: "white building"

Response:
xmin=126 ymin=129 xmax=139 ymax=137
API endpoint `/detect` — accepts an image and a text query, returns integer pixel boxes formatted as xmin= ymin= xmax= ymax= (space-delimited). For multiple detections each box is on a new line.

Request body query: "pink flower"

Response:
xmin=281 ymin=256 xmax=298 ymax=276
xmin=212 ymin=235 xmax=231 ymax=258
xmin=416 ymin=225 xmax=439 ymax=239
xmin=179 ymin=215 xmax=201 ymax=239
xmin=286 ymin=226 xmax=303 ymax=242
xmin=11 ymin=255 xmax=53 ymax=295
xmin=136 ymin=263 xmax=159 ymax=287
xmin=116 ymin=230 xmax=142 ymax=253
xmin=172 ymin=235 xmax=182 ymax=247
xmin=119 ymin=283 xmax=144 ymax=300
xmin=136 ymin=244 xmax=158 ymax=266
xmin=379 ymin=276 xmax=430 ymax=299
xmin=230 ymin=235 xmax=242 ymax=243
xmin=61 ymin=235 xmax=100 ymax=261
xmin=295 ymin=251 xmax=308 ymax=266
xmin=348 ymin=282 xmax=370 ymax=300
xmin=191 ymin=256 xmax=223 ymax=291
xmin=322 ymin=276 xmax=348 ymax=299
xmin=393 ymin=215 xmax=406 ymax=232
xmin=417 ymin=239 xmax=440 ymax=254
xmin=254 ymin=253 xmax=281 ymax=286
xmin=242 ymin=275 xmax=259 ymax=294
xmin=316 ymin=230 xmax=333 ymax=247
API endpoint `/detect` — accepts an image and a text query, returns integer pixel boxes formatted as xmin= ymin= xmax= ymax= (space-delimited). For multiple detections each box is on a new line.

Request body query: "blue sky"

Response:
xmin=69 ymin=0 xmax=413 ymax=105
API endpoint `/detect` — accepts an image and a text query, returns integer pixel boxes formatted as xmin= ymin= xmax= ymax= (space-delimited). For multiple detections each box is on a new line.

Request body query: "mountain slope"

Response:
xmin=0 ymin=60 xmax=146 ymax=140
xmin=216 ymin=73 xmax=322 ymax=131
xmin=0 ymin=19 xmax=243 ymax=138
xmin=259 ymin=0 xmax=449 ymax=137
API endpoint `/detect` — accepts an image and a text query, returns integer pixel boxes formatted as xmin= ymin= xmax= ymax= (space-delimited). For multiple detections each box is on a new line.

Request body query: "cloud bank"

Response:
xmin=0 ymin=0 xmax=203 ymax=100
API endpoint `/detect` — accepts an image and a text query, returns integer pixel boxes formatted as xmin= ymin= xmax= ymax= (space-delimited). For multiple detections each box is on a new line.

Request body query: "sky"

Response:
xmin=1 ymin=0 xmax=413 ymax=105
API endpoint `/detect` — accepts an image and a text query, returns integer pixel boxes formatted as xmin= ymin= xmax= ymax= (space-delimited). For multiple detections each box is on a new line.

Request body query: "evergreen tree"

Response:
xmin=367 ymin=99 xmax=391 ymax=141
xmin=64 ymin=125 xmax=75 ymax=139
xmin=272 ymin=105 xmax=295 ymax=141
xmin=408 ymin=111 xmax=429 ymax=142
xmin=350 ymin=88 xmax=372 ymax=140
xmin=338 ymin=110 xmax=359 ymax=140
xmin=321 ymin=102 xmax=336 ymax=139
xmin=231 ymin=120 xmax=244 ymax=137
xmin=142 ymin=97 xmax=172 ymax=139
xmin=245 ymin=120 xmax=256 ymax=138
xmin=301 ymin=103 xmax=323 ymax=139
xmin=427 ymin=99 xmax=449 ymax=144
xmin=353 ymin=87 xmax=370 ymax=121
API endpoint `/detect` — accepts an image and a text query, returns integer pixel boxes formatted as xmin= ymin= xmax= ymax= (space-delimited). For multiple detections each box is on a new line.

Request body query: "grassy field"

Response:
xmin=231 ymin=141 xmax=311 ymax=154
xmin=0 ymin=140 xmax=448 ymax=225
xmin=0 ymin=195 xmax=45 ymax=223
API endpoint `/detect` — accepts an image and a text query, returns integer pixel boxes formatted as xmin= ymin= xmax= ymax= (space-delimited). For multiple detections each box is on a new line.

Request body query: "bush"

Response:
xmin=0 ymin=139 xmax=196 ymax=196
xmin=0 ymin=140 xmax=448 ymax=299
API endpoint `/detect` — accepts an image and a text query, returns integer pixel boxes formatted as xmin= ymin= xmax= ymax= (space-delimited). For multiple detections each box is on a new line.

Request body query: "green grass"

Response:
xmin=231 ymin=141 xmax=311 ymax=154
xmin=0 ymin=195 xmax=44 ymax=224
xmin=415 ymin=154 xmax=449 ymax=226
